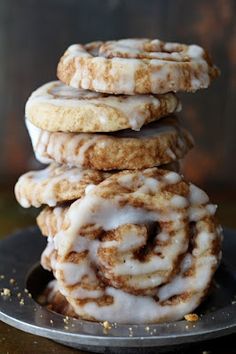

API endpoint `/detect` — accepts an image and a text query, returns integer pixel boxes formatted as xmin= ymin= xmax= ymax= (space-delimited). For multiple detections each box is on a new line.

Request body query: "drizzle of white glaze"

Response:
xmin=41 ymin=236 xmax=55 ymax=271
xmin=26 ymin=119 xmax=103 ymax=166
xmin=163 ymin=171 xmax=181 ymax=184
xmin=170 ymin=195 xmax=188 ymax=208
xmin=189 ymin=183 xmax=209 ymax=205
xmin=57 ymin=261 xmax=92 ymax=286
xmin=25 ymin=119 xmax=51 ymax=164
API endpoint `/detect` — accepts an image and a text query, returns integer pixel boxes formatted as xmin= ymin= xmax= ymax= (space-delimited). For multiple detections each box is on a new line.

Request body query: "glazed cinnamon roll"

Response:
xmin=38 ymin=168 xmax=222 ymax=323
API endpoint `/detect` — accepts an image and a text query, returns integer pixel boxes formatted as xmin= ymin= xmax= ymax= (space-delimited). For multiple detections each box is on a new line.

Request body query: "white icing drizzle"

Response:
xmin=99 ymin=39 xmax=206 ymax=61
xmin=54 ymin=195 xmax=158 ymax=256
xmin=80 ymin=287 xmax=200 ymax=323
xmin=41 ymin=236 xmax=55 ymax=271
xmin=189 ymin=183 xmax=209 ymax=205
xmin=57 ymin=261 xmax=92 ymax=286
xmin=163 ymin=171 xmax=181 ymax=184
xmin=85 ymin=184 xmax=96 ymax=195
xmin=166 ymin=147 xmax=176 ymax=160
xmin=25 ymin=119 xmax=51 ymax=164
xmin=45 ymin=279 xmax=64 ymax=305
xmin=64 ymin=44 xmax=92 ymax=64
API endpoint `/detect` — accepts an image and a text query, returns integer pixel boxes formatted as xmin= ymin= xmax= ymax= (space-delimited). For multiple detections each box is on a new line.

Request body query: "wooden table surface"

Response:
xmin=0 ymin=187 xmax=236 ymax=354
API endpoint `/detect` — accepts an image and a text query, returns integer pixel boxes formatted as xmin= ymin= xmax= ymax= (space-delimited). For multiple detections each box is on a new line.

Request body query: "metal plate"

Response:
xmin=0 ymin=227 xmax=236 ymax=353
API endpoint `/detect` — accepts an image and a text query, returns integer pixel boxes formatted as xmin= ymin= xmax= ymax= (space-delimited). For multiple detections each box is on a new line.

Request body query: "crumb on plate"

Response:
xmin=184 ymin=313 xmax=199 ymax=322
xmin=102 ymin=320 xmax=112 ymax=330
xmin=1 ymin=288 xmax=11 ymax=296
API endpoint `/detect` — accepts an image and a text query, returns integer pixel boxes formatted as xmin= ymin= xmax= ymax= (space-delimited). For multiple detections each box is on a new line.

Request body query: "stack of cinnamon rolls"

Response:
xmin=15 ymin=38 xmax=222 ymax=323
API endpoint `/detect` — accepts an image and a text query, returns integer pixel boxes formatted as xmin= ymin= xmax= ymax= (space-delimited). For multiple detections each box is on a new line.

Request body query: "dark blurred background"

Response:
xmin=0 ymin=0 xmax=235 ymax=234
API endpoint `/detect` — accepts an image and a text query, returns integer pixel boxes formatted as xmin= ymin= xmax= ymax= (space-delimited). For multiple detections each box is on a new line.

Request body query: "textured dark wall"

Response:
xmin=0 ymin=0 xmax=235 ymax=189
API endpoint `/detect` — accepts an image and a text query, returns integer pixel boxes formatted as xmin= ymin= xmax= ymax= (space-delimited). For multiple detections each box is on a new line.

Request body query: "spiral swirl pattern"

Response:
xmin=39 ymin=168 xmax=222 ymax=323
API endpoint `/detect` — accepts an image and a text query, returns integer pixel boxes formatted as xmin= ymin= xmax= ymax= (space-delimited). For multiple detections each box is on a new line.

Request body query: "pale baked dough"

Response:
xmin=26 ymin=81 xmax=181 ymax=132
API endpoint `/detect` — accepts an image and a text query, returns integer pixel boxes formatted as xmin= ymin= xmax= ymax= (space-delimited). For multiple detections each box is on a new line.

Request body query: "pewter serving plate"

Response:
xmin=0 ymin=227 xmax=236 ymax=353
